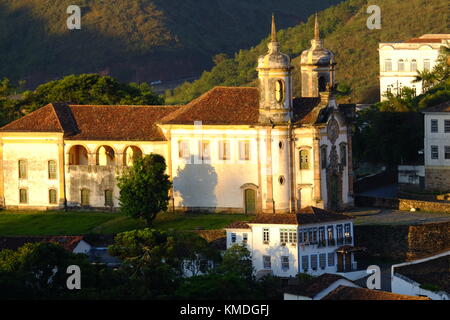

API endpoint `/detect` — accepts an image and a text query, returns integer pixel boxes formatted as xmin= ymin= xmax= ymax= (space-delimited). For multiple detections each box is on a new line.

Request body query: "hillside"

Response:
xmin=165 ymin=0 xmax=449 ymax=104
xmin=0 ymin=0 xmax=343 ymax=88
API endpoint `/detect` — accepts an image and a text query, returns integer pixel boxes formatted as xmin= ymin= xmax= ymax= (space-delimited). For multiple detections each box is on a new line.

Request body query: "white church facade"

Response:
xmin=0 ymin=16 xmax=355 ymax=214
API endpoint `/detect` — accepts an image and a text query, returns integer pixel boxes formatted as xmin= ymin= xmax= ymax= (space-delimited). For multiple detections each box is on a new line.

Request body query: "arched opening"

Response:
xmin=123 ymin=146 xmax=143 ymax=166
xmin=244 ymin=189 xmax=256 ymax=214
xmin=69 ymin=145 xmax=89 ymax=165
xmin=275 ymin=80 xmax=284 ymax=103
xmin=318 ymin=76 xmax=327 ymax=92
xmin=96 ymin=146 xmax=115 ymax=166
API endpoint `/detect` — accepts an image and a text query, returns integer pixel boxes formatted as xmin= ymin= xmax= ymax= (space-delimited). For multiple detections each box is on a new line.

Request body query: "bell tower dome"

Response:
xmin=300 ymin=13 xmax=336 ymax=97
xmin=257 ymin=15 xmax=293 ymax=124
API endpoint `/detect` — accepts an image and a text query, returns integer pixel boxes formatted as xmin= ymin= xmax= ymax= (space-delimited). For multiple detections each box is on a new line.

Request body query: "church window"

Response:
xmin=340 ymin=144 xmax=347 ymax=166
xmin=321 ymin=146 xmax=327 ymax=169
xmin=199 ymin=141 xmax=210 ymax=161
xmin=398 ymin=59 xmax=405 ymax=72
xmin=431 ymin=145 xmax=439 ymax=159
xmin=423 ymin=59 xmax=430 ymax=71
xmin=275 ymin=80 xmax=284 ymax=103
xmin=279 ymin=176 xmax=285 ymax=185
xmin=48 ymin=160 xmax=57 ymax=179
xmin=178 ymin=141 xmax=190 ymax=160
xmin=81 ymin=188 xmax=90 ymax=206
xmin=18 ymin=160 xmax=27 ymax=179
xmin=49 ymin=189 xmax=57 ymax=204
xmin=19 ymin=188 xmax=28 ymax=204
xmin=411 ymin=59 xmax=417 ymax=72
xmin=279 ymin=141 xmax=284 ymax=149
xmin=105 ymin=190 xmax=113 ymax=207
xmin=299 ymin=149 xmax=310 ymax=170
xmin=384 ymin=59 xmax=392 ymax=71
xmin=239 ymin=141 xmax=250 ymax=161
xmin=219 ymin=141 xmax=230 ymax=160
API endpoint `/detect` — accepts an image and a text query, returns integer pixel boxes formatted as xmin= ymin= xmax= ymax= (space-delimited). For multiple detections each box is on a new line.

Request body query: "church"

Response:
xmin=0 ymin=15 xmax=355 ymax=214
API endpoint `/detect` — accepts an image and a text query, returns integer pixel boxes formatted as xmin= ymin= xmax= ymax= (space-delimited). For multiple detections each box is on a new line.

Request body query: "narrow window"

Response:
xmin=340 ymin=144 xmax=347 ymax=166
xmin=263 ymin=256 xmax=271 ymax=269
xmin=385 ymin=59 xmax=392 ymax=71
xmin=19 ymin=188 xmax=28 ymax=204
xmin=431 ymin=119 xmax=438 ymax=133
xmin=344 ymin=223 xmax=352 ymax=244
xmin=275 ymin=80 xmax=284 ymax=103
xmin=81 ymin=188 xmax=90 ymax=206
xmin=321 ymin=146 xmax=327 ymax=169
xmin=445 ymin=120 xmax=450 ymax=133
xmin=327 ymin=226 xmax=335 ymax=246
xmin=411 ymin=59 xmax=417 ymax=72
xmin=431 ymin=145 xmax=439 ymax=160
xmin=48 ymin=160 xmax=57 ymax=180
xmin=263 ymin=228 xmax=270 ymax=243
xmin=239 ymin=141 xmax=250 ymax=161
xmin=318 ymin=227 xmax=326 ymax=247
xmin=280 ymin=229 xmax=288 ymax=244
xmin=301 ymin=256 xmax=309 ymax=272
xmin=311 ymin=255 xmax=318 ymax=270
xmin=199 ymin=141 xmax=210 ymax=161
xmin=242 ymin=233 xmax=248 ymax=244
xmin=397 ymin=59 xmax=404 ymax=72
xmin=231 ymin=233 xmax=236 ymax=243
xmin=18 ymin=160 xmax=27 ymax=179
xmin=178 ymin=141 xmax=190 ymax=160
xmin=281 ymin=256 xmax=289 ymax=271
xmin=308 ymin=228 xmax=318 ymax=244
xmin=300 ymin=149 xmax=310 ymax=170
xmin=423 ymin=59 xmax=430 ymax=71
xmin=319 ymin=254 xmax=326 ymax=270
xmin=328 ymin=253 xmax=335 ymax=266
xmin=105 ymin=189 xmax=113 ymax=207
xmin=49 ymin=189 xmax=57 ymax=204
xmin=445 ymin=146 xmax=450 ymax=160
xmin=219 ymin=141 xmax=230 ymax=160
xmin=336 ymin=224 xmax=344 ymax=245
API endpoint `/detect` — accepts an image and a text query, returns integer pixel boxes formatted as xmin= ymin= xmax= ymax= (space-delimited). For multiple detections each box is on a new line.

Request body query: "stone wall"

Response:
xmin=355 ymin=195 xmax=450 ymax=213
xmin=354 ymin=221 xmax=450 ymax=261
xmin=425 ymin=167 xmax=450 ymax=191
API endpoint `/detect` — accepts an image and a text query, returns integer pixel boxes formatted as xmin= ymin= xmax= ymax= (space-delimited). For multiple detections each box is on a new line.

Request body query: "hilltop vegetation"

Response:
xmin=0 ymin=0 xmax=343 ymax=87
xmin=165 ymin=0 xmax=449 ymax=104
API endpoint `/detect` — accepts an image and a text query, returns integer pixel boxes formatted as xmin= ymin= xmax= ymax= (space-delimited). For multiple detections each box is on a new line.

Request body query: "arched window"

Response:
xmin=49 ymin=189 xmax=57 ymax=204
xmin=321 ymin=146 xmax=327 ymax=169
xmin=340 ymin=143 xmax=347 ymax=166
xmin=81 ymin=188 xmax=90 ymax=206
xmin=18 ymin=160 xmax=27 ymax=179
xmin=123 ymin=146 xmax=143 ymax=166
xmin=96 ymin=146 xmax=115 ymax=166
xmin=423 ymin=59 xmax=430 ymax=70
xmin=275 ymin=80 xmax=284 ymax=103
xmin=69 ymin=145 xmax=89 ymax=165
xmin=48 ymin=160 xmax=57 ymax=179
xmin=19 ymin=188 xmax=28 ymax=204
xmin=398 ymin=59 xmax=404 ymax=72
xmin=411 ymin=59 xmax=417 ymax=72
xmin=385 ymin=59 xmax=392 ymax=71
xmin=300 ymin=150 xmax=310 ymax=170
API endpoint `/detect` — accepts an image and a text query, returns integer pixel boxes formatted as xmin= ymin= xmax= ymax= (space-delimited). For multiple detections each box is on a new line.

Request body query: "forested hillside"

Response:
xmin=165 ymin=0 xmax=449 ymax=104
xmin=0 ymin=0 xmax=343 ymax=87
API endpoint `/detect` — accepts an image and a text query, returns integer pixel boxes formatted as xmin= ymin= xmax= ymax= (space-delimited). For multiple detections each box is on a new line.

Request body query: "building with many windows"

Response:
xmin=379 ymin=34 xmax=449 ymax=100
xmin=225 ymin=206 xmax=364 ymax=278
xmin=0 ymin=16 xmax=355 ymax=213
xmin=422 ymin=101 xmax=450 ymax=191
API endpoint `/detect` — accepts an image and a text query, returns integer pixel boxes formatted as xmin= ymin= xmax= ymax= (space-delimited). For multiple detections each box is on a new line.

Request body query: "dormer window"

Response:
xmin=275 ymin=80 xmax=284 ymax=102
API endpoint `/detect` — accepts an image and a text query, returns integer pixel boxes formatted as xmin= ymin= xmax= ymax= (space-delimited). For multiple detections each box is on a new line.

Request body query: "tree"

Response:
xmin=216 ymin=244 xmax=254 ymax=281
xmin=118 ymin=154 xmax=172 ymax=226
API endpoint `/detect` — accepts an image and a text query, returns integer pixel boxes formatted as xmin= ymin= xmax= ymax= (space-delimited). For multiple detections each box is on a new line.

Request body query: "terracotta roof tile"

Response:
xmin=0 ymin=104 xmax=64 ymax=133
xmin=322 ymin=285 xmax=430 ymax=300
xmin=423 ymin=100 xmax=450 ymax=113
xmin=225 ymin=221 xmax=251 ymax=229
xmin=284 ymin=273 xmax=352 ymax=297
xmin=404 ymin=38 xmax=443 ymax=43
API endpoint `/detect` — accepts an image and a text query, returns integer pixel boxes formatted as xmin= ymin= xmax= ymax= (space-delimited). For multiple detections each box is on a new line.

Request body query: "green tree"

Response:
xmin=118 ymin=154 xmax=172 ymax=226
xmin=216 ymin=244 xmax=254 ymax=281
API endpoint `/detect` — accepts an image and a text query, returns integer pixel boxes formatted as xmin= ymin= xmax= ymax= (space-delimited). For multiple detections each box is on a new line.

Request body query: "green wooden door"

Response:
xmin=245 ymin=189 xmax=256 ymax=214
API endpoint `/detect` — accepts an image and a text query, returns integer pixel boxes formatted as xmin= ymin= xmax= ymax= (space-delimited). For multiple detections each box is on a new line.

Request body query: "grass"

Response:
xmin=0 ymin=210 xmax=254 ymax=236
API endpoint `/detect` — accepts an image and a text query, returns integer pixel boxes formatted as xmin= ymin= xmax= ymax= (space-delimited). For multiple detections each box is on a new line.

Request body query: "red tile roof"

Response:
xmin=0 ymin=104 xmax=64 ymax=133
xmin=0 ymin=236 xmax=88 ymax=252
xmin=248 ymin=206 xmax=353 ymax=226
xmin=423 ymin=100 xmax=450 ymax=113
xmin=226 ymin=221 xmax=251 ymax=229
xmin=322 ymin=285 xmax=430 ymax=300
xmin=404 ymin=38 xmax=443 ymax=43
xmin=284 ymin=273 xmax=353 ymax=298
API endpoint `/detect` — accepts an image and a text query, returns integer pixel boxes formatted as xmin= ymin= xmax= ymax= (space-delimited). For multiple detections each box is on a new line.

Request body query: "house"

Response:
xmin=0 ymin=235 xmax=92 ymax=254
xmin=0 ymin=15 xmax=355 ymax=214
xmin=225 ymin=206 xmax=365 ymax=279
xmin=379 ymin=34 xmax=449 ymax=100
xmin=391 ymin=250 xmax=450 ymax=300
xmin=422 ymin=101 xmax=450 ymax=191
xmin=321 ymin=285 xmax=430 ymax=300
xmin=283 ymin=273 xmax=359 ymax=300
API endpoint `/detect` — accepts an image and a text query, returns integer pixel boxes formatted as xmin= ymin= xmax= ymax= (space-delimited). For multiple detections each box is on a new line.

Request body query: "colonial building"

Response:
xmin=225 ymin=206 xmax=364 ymax=278
xmin=0 ymin=15 xmax=355 ymax=213
xmin=422 ymin=101 xmax=450 ymax=191
xmin=379 ymin=34 xmax=450 ymax=100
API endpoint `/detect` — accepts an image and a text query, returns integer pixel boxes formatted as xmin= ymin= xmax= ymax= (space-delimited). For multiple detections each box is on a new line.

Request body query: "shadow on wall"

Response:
xmin=173 ymin=156 xmax=218 ymax=209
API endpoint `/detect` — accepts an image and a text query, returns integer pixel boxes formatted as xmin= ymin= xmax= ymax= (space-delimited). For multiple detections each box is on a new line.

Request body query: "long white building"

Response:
xmin=379 ymin=34 xmax=449 ymax=100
